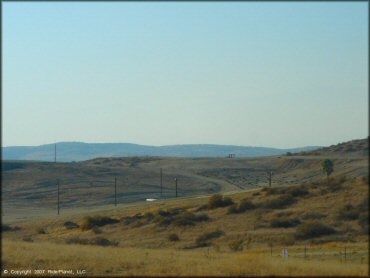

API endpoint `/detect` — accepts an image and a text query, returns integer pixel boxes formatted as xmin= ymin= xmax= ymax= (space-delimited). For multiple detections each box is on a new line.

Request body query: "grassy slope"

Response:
xmin=2 ymin=139 xmax=368 ymax=276
xmin=2 ymin=149 xmax=367 ymax=221
xmin=2 ymin=175 xmax=368 ymax=276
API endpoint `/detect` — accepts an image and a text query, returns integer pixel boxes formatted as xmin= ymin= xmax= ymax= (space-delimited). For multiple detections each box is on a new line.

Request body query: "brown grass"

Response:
xmin=2 ymin=240 xmax=367 ymax=276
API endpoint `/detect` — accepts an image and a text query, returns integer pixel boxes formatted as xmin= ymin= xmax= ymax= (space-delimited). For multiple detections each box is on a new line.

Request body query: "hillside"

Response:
xmin=2 ymin=141 xmax=367 ymax=222
xmin=295 ymin=138 xmax=368 ymax=157
xmin=2 ymin=176 xmax=368 ymax=276
xmin=2 ymin=142 xmax=321 ymax=162
xmin=2 ymin=138 xmax=368 ymax=276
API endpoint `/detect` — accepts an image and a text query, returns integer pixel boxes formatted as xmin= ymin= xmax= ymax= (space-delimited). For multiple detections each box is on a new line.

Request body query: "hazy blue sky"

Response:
xmin=3 ymin=2 xmax=368 ymax=148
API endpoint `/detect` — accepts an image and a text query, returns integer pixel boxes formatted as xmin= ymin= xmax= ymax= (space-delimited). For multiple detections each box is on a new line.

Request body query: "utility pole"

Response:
xmin=54 ymin=143 xmax=57 ymax=163
xmin=160 ymin=168 xmax=163 ymax=198
xmin=57 ymin=179 xmax=60 ymax=215
xmin=114 ymin=177 xmax=117 ymax=206
xmin=268 ymin=171 xmax=272 ymax=187
xmin=174 ymin=178 xmax=178 ymax=198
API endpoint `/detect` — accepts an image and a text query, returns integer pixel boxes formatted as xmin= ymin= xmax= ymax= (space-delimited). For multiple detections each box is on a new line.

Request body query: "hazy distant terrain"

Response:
xmin=2 ymin=142 xmax=321 ymax=162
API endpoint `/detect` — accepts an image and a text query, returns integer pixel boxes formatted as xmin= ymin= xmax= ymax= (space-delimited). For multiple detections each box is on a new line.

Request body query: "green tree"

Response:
xmin=322 ymin=159 xmax=334 ymax=178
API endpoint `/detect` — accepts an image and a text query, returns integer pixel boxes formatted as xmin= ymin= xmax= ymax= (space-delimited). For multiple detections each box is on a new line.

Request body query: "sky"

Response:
xmin=3 ymin=2 xmax=368 ymax=148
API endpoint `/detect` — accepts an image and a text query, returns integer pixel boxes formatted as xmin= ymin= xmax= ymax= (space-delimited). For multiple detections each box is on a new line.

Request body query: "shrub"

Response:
xmin=144 ymin=212 xmax=155 ymax=220
xmin=36 ymin=228 xmax=46 ymax=234
xmin=153 ymin=215 xmax=172 ymax=226
xmin=64 ymin=221 xmax=79 ymax=230
xmin=91 ymin=237 xmax=119 ymax=247
xmin=336 ymin=204 xmax=359 ymax=221
xmin=358 ymin=212 xmax=369 ymax=234
xmin=270 ymin=217 xmax=300 ymax=228
xmin=195 ymin=230 xmax=224 ymax=247
xmin=228 ymin=199 xmax=255 ymax=214
xmin=22 ymin=236 xmax=33 ymax=242
xmin=92 ymin=227 xmax=102 ymax=234
xmin=227 ymin=205 xmax=239 ymax=214
xmin=265 ymin=186 xmax=308 ymax=197
xmin=81 ymin=216 xmax=119 ymax=231
xmin=168 ymin=233 xmax=180 ymax=241
xmin=295 ymin=221 xmax=336 ymax=239
xmin=229 ymin=239 xmax=243 ymax=251
xmin=262 ymin=194 xmax=295 ymax=209
xmin=66 ymin=237 xmax=89 ymax=245
xmin=66 ymin=237 xmax=118 ymax=247
xmin=122 ymin=214 xmax=143 ymax=225
xmin=208 ymin=194 xmax=234 ymax=209
xmin=287 ymin=187 xmax=309 ymax=197
xmin=302 ymin=212 xmax=326 ymax=220
xmin=173 ymin=212 xmax=209 ymax=227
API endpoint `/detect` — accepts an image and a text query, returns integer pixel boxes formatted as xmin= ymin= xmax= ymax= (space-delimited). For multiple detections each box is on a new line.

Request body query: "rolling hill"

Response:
xmin=2 ymin=142 xmax=321 ymax=162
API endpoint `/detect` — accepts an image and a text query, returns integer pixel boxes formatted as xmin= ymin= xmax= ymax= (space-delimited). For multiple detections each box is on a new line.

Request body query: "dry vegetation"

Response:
xmin=2 ymin=139 xmax=369 ymax=276
xmin=2 ymin=239 xmax=368 ymax=277
xmin=2 ymin=173 xmax=368 ymax=276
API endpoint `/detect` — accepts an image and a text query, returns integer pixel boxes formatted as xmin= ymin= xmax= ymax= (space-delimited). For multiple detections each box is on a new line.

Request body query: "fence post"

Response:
xmin=344 ymin=247 xmax=346 ymax=262
xmin=304 ymin=246 xmax=307 ymax=259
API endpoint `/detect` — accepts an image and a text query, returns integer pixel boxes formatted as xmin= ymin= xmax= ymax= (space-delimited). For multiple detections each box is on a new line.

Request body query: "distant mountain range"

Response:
xmin=2 ymin=142 xmax=322 ymax=162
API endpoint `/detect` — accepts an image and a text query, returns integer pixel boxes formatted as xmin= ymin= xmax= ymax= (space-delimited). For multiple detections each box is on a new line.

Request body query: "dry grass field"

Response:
xmin=2 ymin=139 xmax=368 ymax=276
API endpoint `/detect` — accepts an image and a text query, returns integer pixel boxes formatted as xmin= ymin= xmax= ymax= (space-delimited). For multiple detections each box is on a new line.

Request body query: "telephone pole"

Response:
xmin=268 ymin=171 xmax=272 ymax=187
xmin=57 ymin=179 xmax=60 ymax=215
xmin=114 ymin=177 xmax=117 ymax=206
xmin=160 ymin=168 xmax=163 ymax=198
xmin=174 ymin=178 xmax=178 ymax=198
xmin=54 ymin=143 xmax=57 ymax=163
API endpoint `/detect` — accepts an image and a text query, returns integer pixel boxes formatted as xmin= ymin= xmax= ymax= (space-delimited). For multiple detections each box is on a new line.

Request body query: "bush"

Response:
xmin=295 ymin=221 xmax=336 ymax=239
xmin=173 ymin=212 xmax=209 ymax=227
xmin=208 ymin=194 xmax=234 ymax=209
xmin=228 ymin=199 xmax=255 ymax=214
xmin=270 ymin=217 xmax=300 ymax=228
xmin=91 ymin=237 xmax=119 ymax=247
xmin=153 ymin=215 xmax=172 ymax=226
xmin=262 ymin=194 xmax=295 ymax=209
xmin=64 ymin=221 xmax=79 ymax=230
xmin=168 ymin=233 xmax=180 ymax=241
xmin=144 ymin=212 xmax=155 ymax=220
xmin=22 ymin=236 xmax=33 ymax=242
xmin=302 ymin=212 xmax=326 ymax=220
xmin=66 ymin=237 xmax=89 ymax=245
xmin=36 ymin=228 xmax=46 ymax=234
xmin=66 ymin=236 xmax=118 ymax=247
xmin=287 ymin=187 xmax=309 ymax=197
xmin=122 ymin=214 xmax=144 ymax=225
xmin=265 ymin=186 xmax=308 ymax=197
xmin=358 ymin=212 xmax=369 ymax=234
xmin=336 ymin=204 xmax=359 ymax=221
xmin=92 ymin=227 xmax=102 ymax=234
xmin=229 ymin=239 xmax=243 ymax=251
xmin=81 ymin=216 xmax=119 ymax=231
xmin=195 ymin=230 xmax=224 ymax=247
